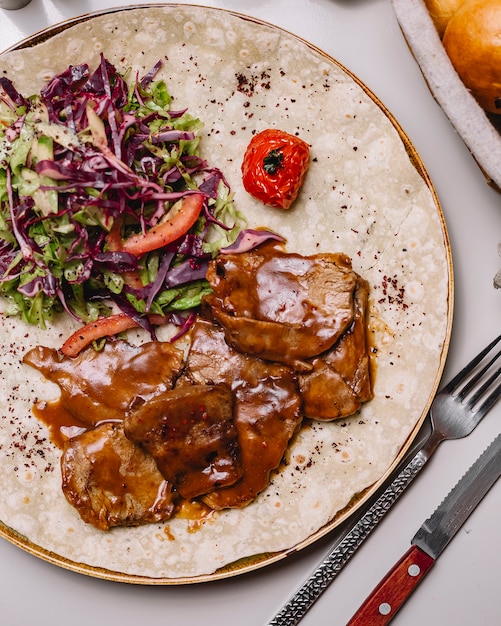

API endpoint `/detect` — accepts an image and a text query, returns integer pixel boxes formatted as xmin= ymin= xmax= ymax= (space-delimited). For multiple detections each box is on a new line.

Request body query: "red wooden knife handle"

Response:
xmin=347 ymin=545 xmax=435 ymax=625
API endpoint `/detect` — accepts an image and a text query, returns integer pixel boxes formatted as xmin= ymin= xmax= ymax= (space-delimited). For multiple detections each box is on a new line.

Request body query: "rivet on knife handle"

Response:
xmin=345 ymin=546 xmax=434 ymax=626
xmin=267 ymin=452 xmax=427 ymax=626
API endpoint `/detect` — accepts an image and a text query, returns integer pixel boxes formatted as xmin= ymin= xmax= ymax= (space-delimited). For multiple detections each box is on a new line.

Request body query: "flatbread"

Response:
xmin=0 ymin=5 xmax=452 ymax=582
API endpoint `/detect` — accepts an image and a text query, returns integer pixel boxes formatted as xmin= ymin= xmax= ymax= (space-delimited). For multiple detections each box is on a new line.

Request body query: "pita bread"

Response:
xmin=0 ymin=5 xmax=452 ymax=582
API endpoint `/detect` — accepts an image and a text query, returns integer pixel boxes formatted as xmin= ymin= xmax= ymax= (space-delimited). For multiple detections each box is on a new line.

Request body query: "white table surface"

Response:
xmin=0 ymin=1 xmax=500 ymax=625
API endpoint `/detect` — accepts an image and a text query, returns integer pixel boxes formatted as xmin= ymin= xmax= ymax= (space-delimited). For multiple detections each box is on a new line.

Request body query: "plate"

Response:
xmin=0 ymin=4 xmax=453 ymax=584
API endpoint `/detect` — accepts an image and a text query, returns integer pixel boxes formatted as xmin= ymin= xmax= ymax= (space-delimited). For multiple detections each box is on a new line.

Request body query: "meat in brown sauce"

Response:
xmin=181 ymin=319 xmax=303 ymax=509
xmin=23 ymin=242 xmax=374 ymax=530
xmin=61 ymin=422 xmax=177 ymax=530
xmin=203 ymin=242 xmax=358 ymax=371
xmin=298 ymin=277 xmax=374 ymax=420
xmin=23 ymin=341 xmax=184 ymax=427
xmin=124 ymin=385 xmax=243 ymax=500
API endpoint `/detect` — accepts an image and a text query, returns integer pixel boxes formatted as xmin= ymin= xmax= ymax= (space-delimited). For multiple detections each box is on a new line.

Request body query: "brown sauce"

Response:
xmin=23 ymin=341 xmax=184 ymax=428
xmin=33 ymin=399 xmax=89 ymax=449
xmin=175 ymin=499 xmax=214 ymax=532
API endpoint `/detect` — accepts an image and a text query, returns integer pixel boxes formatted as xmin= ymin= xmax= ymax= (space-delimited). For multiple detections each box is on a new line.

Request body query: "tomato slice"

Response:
xmin=241 ymin=129 xmax=310 ymax=209
xmin=105 ymin=217 xmax=144 ymax=289
xmin=122 ymin=193 xmax=204 ymax=256
xmin=60 ymin=313 xmax=172 ymax=357
xmin=60 ymin=314 xmax=140 ymax=357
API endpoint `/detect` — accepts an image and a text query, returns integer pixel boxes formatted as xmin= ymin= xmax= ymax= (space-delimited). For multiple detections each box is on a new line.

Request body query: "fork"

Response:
xmin=268 ymin=333 xmax=501 ymax=626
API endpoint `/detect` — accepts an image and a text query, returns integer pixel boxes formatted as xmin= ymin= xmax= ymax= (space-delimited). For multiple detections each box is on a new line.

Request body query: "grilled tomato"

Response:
xmin=241 ymin=129 xmax=310 ymax=209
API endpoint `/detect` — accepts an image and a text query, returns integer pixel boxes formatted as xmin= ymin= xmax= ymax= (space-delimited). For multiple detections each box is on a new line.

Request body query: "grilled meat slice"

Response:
xmin=203 ymin=242 xmax=358 ymax=371
xmin=299 ymin=277 xmax=374 ymax=420
xmin=61 ymin=422 xmax=177 ymax=530
xmin=182 ymin=319 xmax=303 ymax=509
xmin=124 ymin=384 xmax=243 ymax=500
xmin=23 ymin=341 xmax=184 ymax=427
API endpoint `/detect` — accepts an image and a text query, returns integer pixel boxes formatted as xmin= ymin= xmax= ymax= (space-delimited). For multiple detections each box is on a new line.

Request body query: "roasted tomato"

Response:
xmin=241 ymin=129 xmax=310 ymax=209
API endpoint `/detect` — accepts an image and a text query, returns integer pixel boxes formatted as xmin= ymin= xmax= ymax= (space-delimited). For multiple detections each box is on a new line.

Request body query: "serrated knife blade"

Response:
xmin=347 ymin=432 xmax=501 ymax=625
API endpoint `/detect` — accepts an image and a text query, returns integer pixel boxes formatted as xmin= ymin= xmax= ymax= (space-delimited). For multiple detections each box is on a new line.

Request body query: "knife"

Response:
xmin=347 ymin=432 xmax=501 ymax=625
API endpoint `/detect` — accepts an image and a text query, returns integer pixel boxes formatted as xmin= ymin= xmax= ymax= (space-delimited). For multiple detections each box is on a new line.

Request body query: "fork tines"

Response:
xmin=446 ymin=334 xmax=501 ymax=417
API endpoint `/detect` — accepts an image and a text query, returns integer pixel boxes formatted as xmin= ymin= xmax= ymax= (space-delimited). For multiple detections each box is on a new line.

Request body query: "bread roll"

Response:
xmin=443 ymin=0 xmax=501 ymax=114
xmin=423 ymin=0 xmax=464 ymax=36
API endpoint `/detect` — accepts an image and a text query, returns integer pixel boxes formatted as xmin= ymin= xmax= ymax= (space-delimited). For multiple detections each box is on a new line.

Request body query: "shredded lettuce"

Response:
xmin=0 ymin=55 xmax=244 ymax=330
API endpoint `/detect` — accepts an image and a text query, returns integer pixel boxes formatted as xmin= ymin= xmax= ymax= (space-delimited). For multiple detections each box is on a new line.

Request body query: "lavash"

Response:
xmin=0 ymin=4 xmax=452 ymax=582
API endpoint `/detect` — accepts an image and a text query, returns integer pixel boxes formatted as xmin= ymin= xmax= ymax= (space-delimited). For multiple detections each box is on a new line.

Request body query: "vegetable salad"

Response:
xmin=0 ymin=55 xmax=243 ymax=337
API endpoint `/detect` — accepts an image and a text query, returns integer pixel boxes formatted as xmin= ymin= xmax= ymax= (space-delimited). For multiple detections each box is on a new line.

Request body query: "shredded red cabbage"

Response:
xmin=220 ymin=229 xmax=285 ymax=254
